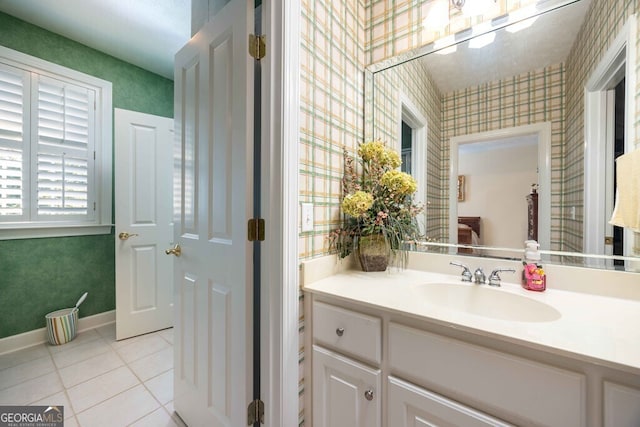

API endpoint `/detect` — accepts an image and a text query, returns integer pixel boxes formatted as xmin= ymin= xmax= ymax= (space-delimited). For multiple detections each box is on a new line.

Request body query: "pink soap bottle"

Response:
xmin=522 ymin=240 xmax=546 ymax=292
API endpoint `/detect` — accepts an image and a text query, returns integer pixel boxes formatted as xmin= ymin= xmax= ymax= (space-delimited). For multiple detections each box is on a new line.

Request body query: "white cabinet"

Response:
xmin=312 ymin=345 xmax=381 ymax=427
xmin=307 ymin=297 xmax=640 ymax=427
xmin=604 ymin=382 xmax=640 ymax=427
xmin=388 ymin=376 xmax=512 ymax=427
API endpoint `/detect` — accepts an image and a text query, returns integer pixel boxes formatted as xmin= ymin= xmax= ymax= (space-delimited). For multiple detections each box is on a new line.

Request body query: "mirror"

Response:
xmin=369 ymin=0 xmax=640 ymax=270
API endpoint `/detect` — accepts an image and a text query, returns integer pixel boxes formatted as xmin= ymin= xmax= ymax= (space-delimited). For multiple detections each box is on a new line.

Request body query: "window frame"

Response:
xmin=0 ymin=46 xmax=112 ymax=240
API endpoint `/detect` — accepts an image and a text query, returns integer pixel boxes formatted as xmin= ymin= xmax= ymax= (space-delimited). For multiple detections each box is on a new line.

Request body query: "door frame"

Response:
xmin=584 ymin=14 xmax=636 ymax=261
xmin=397 ymin=92 xmax=428 ymax=234
xmin=261 ymin=1 xmax=300 ymax=426
xmin=449 ymin=122 xmax=552 ymax=251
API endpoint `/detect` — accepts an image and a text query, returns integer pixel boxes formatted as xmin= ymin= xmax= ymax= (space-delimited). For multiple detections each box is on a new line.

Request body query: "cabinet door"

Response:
xmin=604 ymin=382 xmax=640 ymax=427
xmin=388 ymin=376 xmax=513 ymax=427
xmin=312 ymin=345 xmax=381 ymax=427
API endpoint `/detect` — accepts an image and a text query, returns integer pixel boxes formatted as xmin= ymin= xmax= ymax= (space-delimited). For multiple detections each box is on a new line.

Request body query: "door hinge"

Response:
xmin=249 ymin=34 xmax=266 ymax=60
xmin=247 ymin=399 xmax=264 ymax=425
xmin=248 ymin=218 xmax=265 ymax=241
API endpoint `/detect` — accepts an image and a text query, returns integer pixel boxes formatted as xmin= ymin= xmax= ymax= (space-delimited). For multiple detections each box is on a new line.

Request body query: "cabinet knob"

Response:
xmin=336 ymin=327 xmax=345 ymax=337
xmin=364 ymin=389 xmax=374 ymax=401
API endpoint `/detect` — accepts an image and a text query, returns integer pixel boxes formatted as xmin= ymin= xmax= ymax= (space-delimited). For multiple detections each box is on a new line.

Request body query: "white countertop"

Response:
xmin=303 ymin=268 xmax=640 ymax=375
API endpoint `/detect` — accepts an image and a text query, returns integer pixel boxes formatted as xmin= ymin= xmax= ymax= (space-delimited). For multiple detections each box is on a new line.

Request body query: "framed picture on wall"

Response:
xmin=457 ymin=175 xmax=465 ymax=201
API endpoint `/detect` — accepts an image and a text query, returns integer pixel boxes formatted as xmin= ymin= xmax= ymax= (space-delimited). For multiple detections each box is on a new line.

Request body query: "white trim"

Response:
xmin=449 ymin=122 xmax=552 ymax=250
xmin=261 ymin=1 xmax=300 ymax=426
xmin=397 ymin=92 xmax=428 ymax=234
xmin=0 ymin=310 xmax=115 ymax=355
xmin=584 ymin=14 xmax=636 ymax=261
xmin=0 ymin=224 xmax=113 ymax=240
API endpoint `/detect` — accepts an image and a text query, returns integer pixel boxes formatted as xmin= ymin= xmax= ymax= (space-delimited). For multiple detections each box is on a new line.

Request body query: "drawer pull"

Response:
xmin=364 ymin=389 xmax=374 ymax=401
xmin=336 ymin=327 xmax=345 ymax=337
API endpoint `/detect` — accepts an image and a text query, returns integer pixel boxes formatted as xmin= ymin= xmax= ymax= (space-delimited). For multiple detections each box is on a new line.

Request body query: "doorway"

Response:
xmin=583 ymin=15 xmax=636 ymax=265
xmin=114 ymin=109 xmax=174 ymax=340
xmin=613 ymin=78 xmax=625 ymax=265
xmin=449 ymin=122 xmax=552 ymax=251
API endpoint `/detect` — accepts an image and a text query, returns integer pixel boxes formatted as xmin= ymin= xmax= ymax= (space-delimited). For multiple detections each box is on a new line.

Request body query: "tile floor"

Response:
xmin=0 ymin=324 xmax=185 ymax=427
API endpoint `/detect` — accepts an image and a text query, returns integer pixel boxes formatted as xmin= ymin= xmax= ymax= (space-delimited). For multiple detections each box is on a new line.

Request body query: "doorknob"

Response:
xmin=165 ymin=244 xmax=182 ymax=257
xmin=118 ymin=232 xmax=139 ymax=240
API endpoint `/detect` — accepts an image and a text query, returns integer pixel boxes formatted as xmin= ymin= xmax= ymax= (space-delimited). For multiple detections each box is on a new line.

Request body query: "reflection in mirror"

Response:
xmin=369 ymin=0 xmax=640 ymax=271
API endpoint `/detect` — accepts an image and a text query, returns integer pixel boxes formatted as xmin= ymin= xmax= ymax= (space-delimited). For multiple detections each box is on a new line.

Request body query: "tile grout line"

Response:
xmin=0 ymin=326 xmax=176 ymax=426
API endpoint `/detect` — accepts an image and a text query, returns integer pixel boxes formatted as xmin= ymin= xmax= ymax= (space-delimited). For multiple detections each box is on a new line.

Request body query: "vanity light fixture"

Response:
xmin=436 ymin=45 xmax=457 ymax=55
xmin=506 ymin=6 xmax=539 ymax=33
xmin=469 ymin=31 xmax=496 ymax=48
xmin=468 ymin=21 xmax=495 ymax=48
xmin=423 ymin=0 xmax=449 ymax=31
xmin=505 ymin=16 xmax=538 ymax=33
xmin=434 ymin=35 xmax=457 ymax=54
xmin=451 ymin=0 xmax=499 ymax=17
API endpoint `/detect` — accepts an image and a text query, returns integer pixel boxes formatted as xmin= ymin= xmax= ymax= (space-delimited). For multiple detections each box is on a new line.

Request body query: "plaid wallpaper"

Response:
xmin=442 ymin=64 xmax=566 ymax=251
xmin=299 ymin=0 xmax=366 ymax=424
xmin=564 ymin=0 xmax=640 ymax=253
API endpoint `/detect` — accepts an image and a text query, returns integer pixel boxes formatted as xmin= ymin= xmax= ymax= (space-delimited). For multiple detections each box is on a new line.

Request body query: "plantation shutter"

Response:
xmin=0 ymin=64 xmax=28 ymax=220
xmin=34 ymin=75 xmax=95 ymax=220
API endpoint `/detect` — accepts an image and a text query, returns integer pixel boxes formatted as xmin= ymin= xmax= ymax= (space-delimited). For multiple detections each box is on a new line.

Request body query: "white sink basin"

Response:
xmin=414 ymin=282 xmax=561 ymax=322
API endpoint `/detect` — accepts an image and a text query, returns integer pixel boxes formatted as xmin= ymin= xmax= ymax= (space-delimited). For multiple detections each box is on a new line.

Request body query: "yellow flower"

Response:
xmin=342 ymin=191 xmax=374 ymax=217
xmin=381 ymin=149 xmax=401 ymax=168
xmin=358 ymin=141 xmax=402 ymax=169
xmin=381 ymin=170 xmax=417 ymax=195
xmin=358 ymin=141 xmax=385 ymax=162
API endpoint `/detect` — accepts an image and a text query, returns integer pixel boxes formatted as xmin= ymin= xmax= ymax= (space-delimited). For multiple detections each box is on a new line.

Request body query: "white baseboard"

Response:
xmin=0 ymin=310 xmax=116 ymax=355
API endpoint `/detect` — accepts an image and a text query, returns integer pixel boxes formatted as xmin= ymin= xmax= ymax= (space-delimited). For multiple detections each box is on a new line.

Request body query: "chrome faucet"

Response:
xmin=488 ymin=268 xmax=516 ymax=287
xmin=450 ymin=261 xmax=472 ymax=282
xmin=473 ymin=267 xmax=486 ymax=284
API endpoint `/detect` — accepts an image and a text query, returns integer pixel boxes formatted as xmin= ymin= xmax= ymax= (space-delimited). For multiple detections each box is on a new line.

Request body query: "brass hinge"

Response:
xmin=249 ymin=34 xmax=266 ymax=60
xmin=247 ymin=399 xmax=264 ymax=425
xmin=248 ymin=218 xmax=265 ymax=241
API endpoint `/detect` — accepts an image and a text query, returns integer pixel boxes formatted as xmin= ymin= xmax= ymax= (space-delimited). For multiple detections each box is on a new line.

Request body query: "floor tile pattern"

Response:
xmin=0 ymin=325 xmax=184 ymax=427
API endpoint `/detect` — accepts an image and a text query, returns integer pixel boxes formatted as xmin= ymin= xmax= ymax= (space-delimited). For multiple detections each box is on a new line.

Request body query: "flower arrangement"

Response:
xmin=329 ymin=140 xmax=423 ymax=268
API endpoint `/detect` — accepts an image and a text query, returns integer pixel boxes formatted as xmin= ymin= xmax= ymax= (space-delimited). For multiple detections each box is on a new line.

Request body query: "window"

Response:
xmin=0 ymin=46 xmax=112 ymax=239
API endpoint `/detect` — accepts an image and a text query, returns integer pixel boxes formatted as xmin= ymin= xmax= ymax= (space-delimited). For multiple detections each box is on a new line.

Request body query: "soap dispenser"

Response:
xmin=522 ymin=240 xmax=546 ymax=291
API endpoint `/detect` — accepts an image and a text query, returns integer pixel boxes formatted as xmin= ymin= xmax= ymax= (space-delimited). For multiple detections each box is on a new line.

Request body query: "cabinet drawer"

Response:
xmin=388 ymin=376 xmax=513 ymax=427
xmin=389 ymin=322 xmax=586 ymax=427
xmin=313 ymin=301 xmax=381 ymax=365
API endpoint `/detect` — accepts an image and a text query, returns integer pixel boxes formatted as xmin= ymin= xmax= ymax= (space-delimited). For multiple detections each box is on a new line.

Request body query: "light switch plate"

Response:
xmin=301 ymin=203 xmax=314 ymax=232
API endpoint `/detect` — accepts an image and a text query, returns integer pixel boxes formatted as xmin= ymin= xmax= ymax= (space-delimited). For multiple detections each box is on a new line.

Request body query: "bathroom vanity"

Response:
xmin=302 ymin=253 xmax=640 ymax=427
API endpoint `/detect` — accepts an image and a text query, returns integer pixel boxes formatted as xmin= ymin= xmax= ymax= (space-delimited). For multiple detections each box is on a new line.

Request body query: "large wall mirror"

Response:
xmin=367 ymin=0 xmax=640 ymax=271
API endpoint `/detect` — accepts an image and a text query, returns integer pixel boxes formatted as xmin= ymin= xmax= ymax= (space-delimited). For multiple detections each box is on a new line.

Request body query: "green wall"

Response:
xmin=0 ymin=12 xmax=174 ymax=339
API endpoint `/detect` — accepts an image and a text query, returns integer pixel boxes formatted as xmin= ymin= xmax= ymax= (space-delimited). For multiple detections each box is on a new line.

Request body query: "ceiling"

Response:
xmin=421 ymin=0 xmax=592 ymax=93
xmin=0 ymin=0 xmax=191 ymax=80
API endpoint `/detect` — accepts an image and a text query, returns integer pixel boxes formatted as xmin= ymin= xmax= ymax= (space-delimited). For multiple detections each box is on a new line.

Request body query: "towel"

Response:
xmin=609 ymin=149 xmax=640 ymax=232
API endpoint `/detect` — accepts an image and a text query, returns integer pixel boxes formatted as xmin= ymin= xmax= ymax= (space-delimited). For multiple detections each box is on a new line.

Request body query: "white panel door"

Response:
xmin=312 ymin=345 xmax=381 ymax=427
xmin=172 ymin=1 xmax=253 ymax=426
xmin=115 ymin=108 xmax=174 ymax=340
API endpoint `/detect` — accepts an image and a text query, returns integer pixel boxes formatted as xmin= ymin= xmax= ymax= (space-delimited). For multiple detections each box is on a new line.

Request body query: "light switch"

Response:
xmin=301 ymin=203 xmax=314 ymax=232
